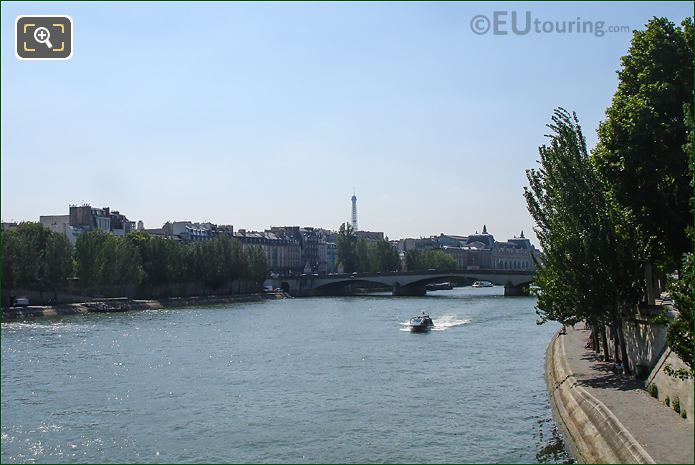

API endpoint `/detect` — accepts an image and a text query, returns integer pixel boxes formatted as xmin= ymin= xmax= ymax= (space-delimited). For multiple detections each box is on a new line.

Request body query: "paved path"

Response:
xmin=561 ymin=326 xmax=694 ymax=463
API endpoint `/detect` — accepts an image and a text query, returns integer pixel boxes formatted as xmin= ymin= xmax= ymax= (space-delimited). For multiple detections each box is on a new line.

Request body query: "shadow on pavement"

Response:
xmin=576 ymin=372 xmax=643 ymax=391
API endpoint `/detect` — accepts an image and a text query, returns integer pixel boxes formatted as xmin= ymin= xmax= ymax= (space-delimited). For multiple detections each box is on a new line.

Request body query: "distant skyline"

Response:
xmin=2 ymin=1 xmax=692 ymax=243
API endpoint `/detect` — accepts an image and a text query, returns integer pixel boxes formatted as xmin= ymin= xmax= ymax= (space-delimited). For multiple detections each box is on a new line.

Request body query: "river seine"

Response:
xmin=2 ymin=287 xmax=571 ymax=463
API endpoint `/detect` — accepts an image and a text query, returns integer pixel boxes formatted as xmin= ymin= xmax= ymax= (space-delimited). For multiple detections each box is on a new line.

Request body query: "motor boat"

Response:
xmin=472 ymin=280 xmax=493 ymax=288
xmin=426 ymin=282 xmax=454 ymax=291
xmin=408 ymin=313 xmax=434 ymax=332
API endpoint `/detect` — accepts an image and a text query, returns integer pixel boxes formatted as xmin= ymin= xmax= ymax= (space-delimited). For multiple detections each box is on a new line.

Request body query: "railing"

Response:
xmin=274 ymin=268 xmax=535 ymax=279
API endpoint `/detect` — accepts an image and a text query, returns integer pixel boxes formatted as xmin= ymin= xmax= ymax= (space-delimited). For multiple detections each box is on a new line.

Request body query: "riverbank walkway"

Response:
xmin=560 ymin=326 xmax=694 ymax=463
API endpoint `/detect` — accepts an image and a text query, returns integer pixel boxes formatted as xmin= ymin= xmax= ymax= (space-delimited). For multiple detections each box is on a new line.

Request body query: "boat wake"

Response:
xmin=430 ymin=315 xmax=470 ymax=331
xmin=399 ymin=315 xmax=470 ymax=331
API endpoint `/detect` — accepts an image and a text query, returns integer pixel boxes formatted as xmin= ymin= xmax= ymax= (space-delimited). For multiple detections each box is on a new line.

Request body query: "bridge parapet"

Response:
xmin=270 ymin=269 xmax=534 ymax=297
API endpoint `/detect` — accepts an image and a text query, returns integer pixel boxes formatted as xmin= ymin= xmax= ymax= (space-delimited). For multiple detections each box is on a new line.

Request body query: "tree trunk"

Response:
xmin=616 ymin=319 xmax=631 ymax=375
xmin=645 ymin=262 xmax=656 ymax=306
xmin=611 ymin=321 xmax=621 ymax=363
xmin=592 ymin=325 xmax=599 ymax=353
xmin=590 ymin=318 xmax=599 ymax=352
xmin=600 ymin=324 xmax=610 ymax=361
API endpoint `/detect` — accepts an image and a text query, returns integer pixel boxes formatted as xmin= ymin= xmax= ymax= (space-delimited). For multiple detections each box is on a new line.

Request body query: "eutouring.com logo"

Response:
xmin=470 ymin=11 xmax=631 ymax=37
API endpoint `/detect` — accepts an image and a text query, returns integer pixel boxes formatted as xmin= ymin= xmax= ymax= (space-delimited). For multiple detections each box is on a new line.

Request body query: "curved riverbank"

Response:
xmin=546 ymin=331 xmax=653 ymax=463
xmin=1 ymin=292 xmax=286 ymax=320
xmin=546 ymin=326 xmax=694 ymax=464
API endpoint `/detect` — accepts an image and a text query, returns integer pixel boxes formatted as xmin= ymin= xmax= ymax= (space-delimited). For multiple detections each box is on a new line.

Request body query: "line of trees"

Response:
xmin=335 ymin=223 xmax=401 ymax=273
xmin=335 ymin=222 xmax=457 ymax=273
xmin=404 ymin=249 xmax=456 ymax=271
xmin=2 ymin=224 xmax=268 ymax=292
xmin=525 ymin=17 xmax=693 ymax=377
xmin=2 ymin=222 xmax=73 ymax=291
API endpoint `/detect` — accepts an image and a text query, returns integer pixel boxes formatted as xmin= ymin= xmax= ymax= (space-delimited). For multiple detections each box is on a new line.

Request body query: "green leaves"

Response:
xmin=405 ymin=249 xmax=456 ymax=272
xmin=127 ymin=233 xmax=267 ymax=288
xmin=336 ymin=223 xmax=358 ymax=273
xmin=336 ymin=223 xmax=401 ymax=273
xmin=245 ymin=245 xmax=269 ymax=283
xmin=525 ymin=17 xmax=692 ymax=356
xmin=1 ymin=222 xmax=73 ymax=289
xmin=76 ymin=230 xmax=143 ymax=286
xmin=594 ymin=17 xmax=693 ymax=269
xmin=665 ymin=253 xmax=694 ymax=374
xmin=3 ymin=225 xmax=270 ymax=293
xmin=364 ymin=240 xmax=401 ymax=273
xmin=525 ymin=109 xmax=643 ymax=327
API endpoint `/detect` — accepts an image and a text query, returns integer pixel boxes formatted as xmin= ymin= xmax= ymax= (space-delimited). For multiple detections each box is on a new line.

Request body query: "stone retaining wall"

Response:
xmin=2 ymin=293 xmax=286 ymax=320
xmin=546 ymin=333 xmax=655 ymax=464
xmin=645 ymin=349 xmax=694 ymax=423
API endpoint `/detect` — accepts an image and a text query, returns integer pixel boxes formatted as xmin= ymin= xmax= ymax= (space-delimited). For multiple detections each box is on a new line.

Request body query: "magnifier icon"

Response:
xmin=33 ymin=27 xmax=53 ymax=49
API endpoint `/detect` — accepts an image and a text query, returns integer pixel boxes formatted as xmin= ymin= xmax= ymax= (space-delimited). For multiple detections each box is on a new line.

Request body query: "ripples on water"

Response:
xmin=2 ymin=287 xmax=573 ymax=463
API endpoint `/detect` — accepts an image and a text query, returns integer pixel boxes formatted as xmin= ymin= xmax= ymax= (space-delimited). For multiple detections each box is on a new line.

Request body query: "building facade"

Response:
xmin=237 ymin=228 xmax=302 ymax=276
xmin=355 ymin=230 xmax=385 ymax=242
xmin=439 ymin=227 xmax=539 ymax=271
xmin=39 ymin=215 xmax=71 ymax=236
xmin=37 ymin=204 xmax=136 ymax=244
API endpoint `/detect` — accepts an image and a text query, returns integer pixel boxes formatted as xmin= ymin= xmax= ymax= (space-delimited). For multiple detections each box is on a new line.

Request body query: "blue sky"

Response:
xmin=2 ymin=1 xmax=692 ymax=243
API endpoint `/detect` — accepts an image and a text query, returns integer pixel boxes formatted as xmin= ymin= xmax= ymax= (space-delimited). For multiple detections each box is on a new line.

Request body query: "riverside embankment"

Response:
xmin=1 ymin=293 xmax=286 ymax=320
xmin=546 ymin=326 xmax=694 ymax=464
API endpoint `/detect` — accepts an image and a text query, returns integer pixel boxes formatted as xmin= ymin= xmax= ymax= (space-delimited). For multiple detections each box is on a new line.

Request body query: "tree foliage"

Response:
xmin=127 ymin=232 xmax=267 ymax=288
xmin=336 ymin=223 xmax=401 ymax=273
xmin=45 ymin=232 xmax=74 ymax=286
xmin=1 ymin=226 xmax=267 ymax=293
xmin=363 ymin=240 xmax=401 ymax=272
xmin=336 ymin=223 xmax=358 ymax=273
xmin=405 ymin=249 xmax=456 ymax=271
xmin=1 ymin=222 xmax=73 ymax=289
xmin=75 ymin=230 xmax=143 ymax=286
xmin=665 ymin=252 xmax=694 ymax=377
xmin=525 ymin=109 xmax=644 ymax=369
xmin=593 ymin=17 xmax=693 ymax=271
xmin=588 ymin=16 xmax=693 ymax=373
xmin=245 ymin=245 xmax=269 ymax=283
xmin=524 ymin=17 xmax=694 ymax=375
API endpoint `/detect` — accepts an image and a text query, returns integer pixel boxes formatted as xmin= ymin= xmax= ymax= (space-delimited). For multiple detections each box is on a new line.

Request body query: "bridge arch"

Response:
xmin=270 ymin=270 xmax=535 ymax=297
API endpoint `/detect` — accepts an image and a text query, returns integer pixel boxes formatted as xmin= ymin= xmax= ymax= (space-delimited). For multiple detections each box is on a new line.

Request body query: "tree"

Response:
xmin=44 ymin=232 xmax=73 ymax=287
xmin=128 ymin=231 xmax=163 ymax=284
xmin=424 ymin=250 xmax=456 ymax=270
xmin=525 ymin=109 xmax=644 ymax=370
xmin=108 ymin=235 xmax=144 ymax=285
xmin=593 ymin=17 xmax=694 ymax=300
xmin=182 ymin=235 xmax=250 ymax=288
xmin=405 ymin=249 xmax=456 ymax=271
xmin=245 ymin=245 xmax=269 ymax=283
xmin=405 ymin=249 xmax=425 ymax=271
xmin=76 ymin=230 xmax=143 ymax=286
xmin=219 ymin=236 xmax=247 ymax=282
xmin=1 ymin=223 xmax=73 ymax=290
xmin=2 ymin=229 xmax=23 ymax=288
xmin=336 ymin=223 xmax=358 ymax=273
xmin=75 ymin=230 xmax=109 ymax=286
xmin=355 ymin=239 xmax=370 ymax=272
xmin=1 ymin=229 xmax=11 ymax=288
xmin=366 ymin=240 xmax=401 ymax=272
xmin=664 ymin=252 xmax=694 ymax=378
xmin=11 ymin=223 xmax=49 ymax=287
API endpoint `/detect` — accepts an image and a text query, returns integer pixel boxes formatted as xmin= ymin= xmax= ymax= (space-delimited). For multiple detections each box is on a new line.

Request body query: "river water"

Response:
xmin=1 ymin=287 xmax=572 ymax=463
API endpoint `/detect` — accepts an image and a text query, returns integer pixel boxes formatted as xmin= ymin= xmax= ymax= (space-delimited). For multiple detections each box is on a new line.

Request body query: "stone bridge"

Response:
xmin=270 ymin=269 xmax=535 ymax=297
